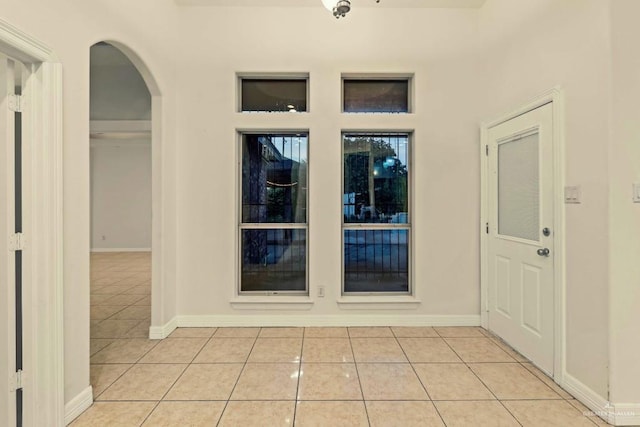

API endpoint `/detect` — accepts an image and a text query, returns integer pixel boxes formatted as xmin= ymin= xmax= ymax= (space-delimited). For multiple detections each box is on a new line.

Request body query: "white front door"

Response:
xmin=487 ymin=103 xmax=555 ymax=374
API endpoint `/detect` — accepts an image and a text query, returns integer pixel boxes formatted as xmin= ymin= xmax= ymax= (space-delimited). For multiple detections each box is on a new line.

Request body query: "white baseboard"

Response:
xmin=609 ymin=403 xmax=640 ymax=426
xmin=64 ymin=385 xmax=93 ymax=425
xmin=561 ymin=373 xmax=613 ymax=424
xmin=536 ymin=370 xmax=639 ymax=426
xmin=91 ymin=248 xmax=151 ymax=253
xmin=148 ymin=314 xmax=480 ymax=339
xmin=149 ymin=316 xmax=177 ymax=339
xmin=175 ymin=314 xmax=481 ymax=328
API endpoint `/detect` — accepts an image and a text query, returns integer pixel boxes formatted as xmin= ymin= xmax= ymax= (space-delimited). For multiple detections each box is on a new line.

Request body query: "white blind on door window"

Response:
xmin=498 ymin=132 xmax=539 ymax=241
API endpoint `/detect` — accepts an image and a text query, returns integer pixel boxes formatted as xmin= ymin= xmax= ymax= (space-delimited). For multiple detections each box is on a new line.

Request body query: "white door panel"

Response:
xmin=0 ymin=52 xmax=17 ymax=427
xmin=0 ymin=53 xmax=27 ymax=427
xmin=487 ymin=103 xmax=555 ymax=374
xmin=495 ymin=256 xmax=511 ymax=316
xmin=522 ymin=263 xmax=542 ymax=334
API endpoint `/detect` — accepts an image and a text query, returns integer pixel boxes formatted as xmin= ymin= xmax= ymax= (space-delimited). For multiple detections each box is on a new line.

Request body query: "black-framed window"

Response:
xmin=240 ymin=78 xmax=308 ymax=112
xmin=342 ymin=133 xmax=410 ymax=293
xmin=343 ymin=79 xmax=410 ymax=113
xmin=240 ymin=133 xmax=308 ymax=293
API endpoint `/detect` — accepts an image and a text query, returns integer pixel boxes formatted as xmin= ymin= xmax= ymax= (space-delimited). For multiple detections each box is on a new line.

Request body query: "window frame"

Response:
xmin=237 ymin=73 xmax=310 ymax=113
xmin=237 ymin=130 xmax=310 ymax=296
xmin=341 ymin=131 xmax=413 ymax=296
xmin=341 ymin=73 xmax=414 ymax=114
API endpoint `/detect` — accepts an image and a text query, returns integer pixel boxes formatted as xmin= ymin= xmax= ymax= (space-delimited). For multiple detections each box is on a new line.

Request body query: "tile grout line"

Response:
xmin=513 ymin=358 xmax=600 ymax=427
xmin=89 ymin=256 xmax=155 ymax=425
xmin=99 ymin=297 xmax=143 ymax=324
xmin=88 ymin=259 xmax=602 ymax=427
xmin=215 ymin=330 xmax=261 ymax=427
xmin=346 ymin=327 xmax=373 ymax=427
xmin=89 ymin=258 xmax=157 ymax=388
xmin=392 ymin=328 xmax=448 ymax=427
xmin=135 ymin=331 xmax=213 ymax=426
xmin=439 ymin=330 xmax=524 ymax=427
xmin=518 ymin=360 xmax=576 ymax=402
xmin=292 ymin=328 xmax=305 ymax=426
xmin=91 ymin=363 xmax=137 ymax=402
xmin=90 ymin=281 xmax=150 ymax=332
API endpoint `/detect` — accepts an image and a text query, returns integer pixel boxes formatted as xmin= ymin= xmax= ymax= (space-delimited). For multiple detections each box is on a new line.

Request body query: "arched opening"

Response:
xmin=88 ymin=41 xmax=163 ymax=394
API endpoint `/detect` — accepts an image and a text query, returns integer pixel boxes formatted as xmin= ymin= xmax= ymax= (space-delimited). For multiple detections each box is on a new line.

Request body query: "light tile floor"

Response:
xmin=77 ymin=252 xmax=612 ymax=426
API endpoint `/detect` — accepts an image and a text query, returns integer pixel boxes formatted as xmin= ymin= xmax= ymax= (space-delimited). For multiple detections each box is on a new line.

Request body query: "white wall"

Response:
xmin=0 ymin=0 xmax=179 ymax=408
xmin=90 ymin=140 xmax=152 ymax=250
xmin=2 ymin=0 xmax=639 ymax=419
xmin=609 ymin=0 xmax=640 ymax=408
xmin=173 ymin=6 xmax=483 ymax=318
xmin=477 ymin=0 xmax=611 ymax=401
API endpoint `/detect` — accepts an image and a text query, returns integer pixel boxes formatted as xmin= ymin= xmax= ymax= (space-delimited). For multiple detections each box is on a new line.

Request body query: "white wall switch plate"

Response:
xmin=564 ymin=186 xmax=581 ymax=204
xmin=633 ymin=183 xmax=640 ymax=203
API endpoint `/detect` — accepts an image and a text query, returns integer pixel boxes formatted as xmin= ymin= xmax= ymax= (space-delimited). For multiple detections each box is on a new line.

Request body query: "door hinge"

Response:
xmin=9 ymin=233 xmax=25 ymax=251
xmin=8 ymin=94 xmax=22 ymax=112
xmin=9 ymin=370 xmax=23 ymax=392
xmin=485 ymin=145 xmax=489 ymax=156
xmin=486 ymin=222 xmax=489 ymax=234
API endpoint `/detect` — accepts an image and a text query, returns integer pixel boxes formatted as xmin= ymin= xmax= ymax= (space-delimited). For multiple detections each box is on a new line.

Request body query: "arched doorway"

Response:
xmin=88 ymin=40 xmax=164 ymax=399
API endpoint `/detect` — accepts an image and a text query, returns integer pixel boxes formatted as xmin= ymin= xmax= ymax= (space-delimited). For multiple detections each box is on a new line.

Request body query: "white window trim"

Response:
xmin=230 ymin=297 xmax=314 ymax=310
xmin=337 ymin=295 xmax=421 ymax=310
xmin=341 ymin=73 xmax=415 ymax=114
xmin=236 ymin=73 xmax=310 ymax=113
xmin=236 ymin=131 xmax=311 ymax=297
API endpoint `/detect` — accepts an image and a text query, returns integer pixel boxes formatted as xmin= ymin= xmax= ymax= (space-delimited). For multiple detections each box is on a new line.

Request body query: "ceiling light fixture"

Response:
xmin=321 ymin=0 xmax=380 ymax=19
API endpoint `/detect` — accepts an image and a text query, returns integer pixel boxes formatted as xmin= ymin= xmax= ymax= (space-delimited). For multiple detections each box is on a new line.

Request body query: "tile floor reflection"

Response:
xmin=77 ymin=252 xmax=611 ymax=426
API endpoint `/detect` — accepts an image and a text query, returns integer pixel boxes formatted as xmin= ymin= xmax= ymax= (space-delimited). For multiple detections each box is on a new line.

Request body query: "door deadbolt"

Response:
xmin=537 ymin=248 xmax=550 ymax=257
xmin=542 ymin=228 xmax=551 ymax=237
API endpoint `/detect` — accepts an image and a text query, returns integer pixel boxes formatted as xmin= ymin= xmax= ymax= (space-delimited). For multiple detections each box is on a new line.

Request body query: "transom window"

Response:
xmin=239 ymin=133 xmax=308 ymax=294
xmin=240 ymin=77 xmax=308 ymax=112
xmin=342 ymin=133 xmax=411 ymax=294
xmin=343 ymin=78 xmax=411 ymax=113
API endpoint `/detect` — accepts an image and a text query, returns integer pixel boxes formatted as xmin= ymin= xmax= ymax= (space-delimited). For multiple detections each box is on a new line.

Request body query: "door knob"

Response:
xmin=537 ymin=248 xmax=550 ymax=257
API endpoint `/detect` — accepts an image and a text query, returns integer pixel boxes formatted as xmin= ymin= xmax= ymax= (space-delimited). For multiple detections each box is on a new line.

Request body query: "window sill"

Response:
xmin=342 ymin=112 xmax=414 ymax=115
xmin=230 ymin=296 xmax=314 ymax=311
xmin=336 ymin=296 xmax=421 ymax=310
xmin=237 ymin=111 xmax=310 ymax=114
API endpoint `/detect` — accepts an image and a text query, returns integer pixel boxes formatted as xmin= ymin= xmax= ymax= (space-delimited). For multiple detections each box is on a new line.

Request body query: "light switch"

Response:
xmin=633 ymin=183 xmax=640 ymax=203
xmin=564 ymin=186 xmax=581 ymax=204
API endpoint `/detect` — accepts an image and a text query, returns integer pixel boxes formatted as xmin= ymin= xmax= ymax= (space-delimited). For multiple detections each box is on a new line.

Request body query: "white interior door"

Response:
xmin=0 ymin=53 xmax=23 ymax=427
xmin=487 ymin=102 xmax=555 ymax=374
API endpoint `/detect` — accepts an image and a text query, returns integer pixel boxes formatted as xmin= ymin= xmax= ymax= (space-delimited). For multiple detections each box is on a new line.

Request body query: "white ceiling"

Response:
xmin=175 ymin=0 xmax=486 ymax=8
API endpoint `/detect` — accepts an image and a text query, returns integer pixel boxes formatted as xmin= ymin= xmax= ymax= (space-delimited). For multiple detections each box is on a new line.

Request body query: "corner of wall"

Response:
xmin=64 ymin=385 xmax=93 ymax=425
xmin=562 ymin=373 xmax=640 ymax=426
xmin=608 ymin=403 xmax=640 ymax=426
xmin=149 ymin=316 xmax=177 ymax=339
xmin=561 ymin=373 xmax=612 ymax=423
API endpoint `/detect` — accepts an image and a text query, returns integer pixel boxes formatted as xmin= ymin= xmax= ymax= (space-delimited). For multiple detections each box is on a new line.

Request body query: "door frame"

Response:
xmin=480 ymin=87 xmax=566 ymax=382
xmin=0 ymin=18 xmax=64 ymax=426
